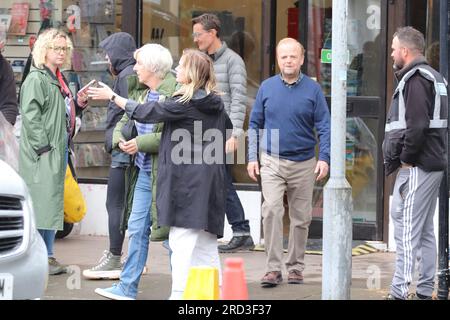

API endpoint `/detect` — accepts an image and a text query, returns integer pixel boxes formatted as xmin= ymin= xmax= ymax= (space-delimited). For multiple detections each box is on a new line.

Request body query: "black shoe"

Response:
xmin=408 ymin=293 xmax=433 ymax=300
xmin=218 ymin=236 xmax=255 ymax=253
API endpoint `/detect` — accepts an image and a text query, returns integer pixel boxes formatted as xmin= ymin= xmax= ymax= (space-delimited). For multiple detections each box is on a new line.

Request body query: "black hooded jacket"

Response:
xmin=0 ymin=54 xmax=18 ymax=125
xmin=382 ymin=57 xmax=448 ymax=175
xmin=124 ymin=91 xmax=233 ymax=237
xmin=99 ymin=32 xmax=136 ymax=153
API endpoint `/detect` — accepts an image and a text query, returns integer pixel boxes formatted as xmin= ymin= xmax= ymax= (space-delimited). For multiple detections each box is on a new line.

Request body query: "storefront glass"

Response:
xmin=1 ymin=0 xmax=123 ymax=181
xmin=63 ymin=0 xmax=123 ymax=180
xmin=307 ymin=0 xmax=382 ymax=227
xmin=141 ymin=0 xmax=263 ymax=184
xmin=275 ymin=0 xmax=383 ymax=234
xmin=407 ymin=0 xmax=441 ymax=70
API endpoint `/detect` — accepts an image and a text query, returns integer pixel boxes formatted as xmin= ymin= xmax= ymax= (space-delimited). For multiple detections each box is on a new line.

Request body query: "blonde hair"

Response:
xmin=174 ymin=49 xmax=217 ymax=103
xmin=32 ymin=28 xmax=73 ymax=69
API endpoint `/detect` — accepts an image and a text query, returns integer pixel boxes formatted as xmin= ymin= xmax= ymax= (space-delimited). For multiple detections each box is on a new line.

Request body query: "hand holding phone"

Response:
xmin=78 ymin=80 xmax=97 ymax=95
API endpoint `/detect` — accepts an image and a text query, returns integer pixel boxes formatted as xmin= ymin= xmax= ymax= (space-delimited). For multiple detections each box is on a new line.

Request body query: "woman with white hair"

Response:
xmin=90 ymin=49 xmax=232 ymax=300
xmin=18 ymin=28 xmax=87 ymax=275
xmin=95 ymin=43 xmax=177 ymax=300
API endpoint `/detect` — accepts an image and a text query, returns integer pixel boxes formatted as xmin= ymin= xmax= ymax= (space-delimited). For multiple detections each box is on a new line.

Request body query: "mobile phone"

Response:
xmin=78 ymin=79 xmax=97 ymax=95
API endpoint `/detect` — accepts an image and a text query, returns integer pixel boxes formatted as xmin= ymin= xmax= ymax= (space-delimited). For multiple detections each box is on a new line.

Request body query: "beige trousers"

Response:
xmin=260 ymin=152 xmax=316 ymax=273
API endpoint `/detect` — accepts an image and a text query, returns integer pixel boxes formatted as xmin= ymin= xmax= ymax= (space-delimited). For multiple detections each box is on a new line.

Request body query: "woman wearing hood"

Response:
xmin=82 ymin=32 xmax=138 ymax=280
xmin=89 ymin=49 xmax=232 ymax=300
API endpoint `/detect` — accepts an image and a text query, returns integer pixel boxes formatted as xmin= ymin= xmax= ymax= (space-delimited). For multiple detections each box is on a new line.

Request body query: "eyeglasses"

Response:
xmin=49 ymin=46 xmax=68 ymax=53
xmin=192 ymin=31 xmax=208 ymax=39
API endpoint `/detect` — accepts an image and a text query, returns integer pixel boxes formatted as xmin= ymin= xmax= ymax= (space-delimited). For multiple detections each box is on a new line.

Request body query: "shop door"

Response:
xmin=276 ymin=0 xmax=388 ymax=240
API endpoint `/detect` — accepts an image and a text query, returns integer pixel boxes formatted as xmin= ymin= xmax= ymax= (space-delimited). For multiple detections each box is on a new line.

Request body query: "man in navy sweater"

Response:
xmin=248 ymin=38 xmax=330 ymax=287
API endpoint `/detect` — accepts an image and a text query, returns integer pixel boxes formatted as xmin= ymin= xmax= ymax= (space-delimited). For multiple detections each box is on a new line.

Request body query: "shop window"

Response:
xmin=1 ymin=0 xmax=123 ymax=181
xmin=142 ymin=0 xmax=262 ymax=184
xmin=62 ymin=0 xmax=123 ymax=181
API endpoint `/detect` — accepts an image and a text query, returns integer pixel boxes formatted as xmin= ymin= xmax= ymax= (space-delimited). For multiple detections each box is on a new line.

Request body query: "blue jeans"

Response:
xmin=38 ymin=230 xmax=56 ymax=257
xmin=118 ymin=170 xmax=152 ymax=298
xmin=226 ymin=165 xmax=250 ymax=235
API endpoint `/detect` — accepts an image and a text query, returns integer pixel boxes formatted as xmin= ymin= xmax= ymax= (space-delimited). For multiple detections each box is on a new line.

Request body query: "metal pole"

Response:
xmin=437 ymin=0 xmax=449 ymax=301
xmin=322 ymin=0 xmax=353 ymax=300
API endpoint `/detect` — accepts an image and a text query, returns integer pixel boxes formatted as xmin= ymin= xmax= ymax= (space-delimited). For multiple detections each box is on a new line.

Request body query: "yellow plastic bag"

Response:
xmin=64 ymin=167 xmax=87 ymax=223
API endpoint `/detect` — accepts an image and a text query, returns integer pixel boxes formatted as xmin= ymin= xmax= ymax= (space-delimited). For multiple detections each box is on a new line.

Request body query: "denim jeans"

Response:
xmin=225 ymin=165 xmax=250 ymax=235
xmin=38 ymin=229 xmax=56 ymax=256
xmin=118 ymin=170 xmax=152 ymax=298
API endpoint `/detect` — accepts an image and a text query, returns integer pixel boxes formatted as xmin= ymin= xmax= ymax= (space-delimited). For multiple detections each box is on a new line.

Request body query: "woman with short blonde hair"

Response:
xmin=19 ymin=28 xmax=85 ymax=276
xmin=31 ymin=28 xmax=73 ymax=70
xmin=89 ymin=49 xmax=231 ymax=300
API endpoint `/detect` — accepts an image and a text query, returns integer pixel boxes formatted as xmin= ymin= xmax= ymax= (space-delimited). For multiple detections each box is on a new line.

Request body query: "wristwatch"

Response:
xmin=110 ymin=93 xmax=117 ymax=102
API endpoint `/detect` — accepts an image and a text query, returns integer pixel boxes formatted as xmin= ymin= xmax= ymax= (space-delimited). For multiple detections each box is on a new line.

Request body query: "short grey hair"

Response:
xmin=134 ymin=43 xmax=173 ymax=79
xmin=394 ymin=26 xmax=425 ymax=54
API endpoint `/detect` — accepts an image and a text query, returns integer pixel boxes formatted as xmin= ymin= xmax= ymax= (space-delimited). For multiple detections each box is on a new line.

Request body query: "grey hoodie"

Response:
xmin=99 ymin=32 xmax=136 ymax=154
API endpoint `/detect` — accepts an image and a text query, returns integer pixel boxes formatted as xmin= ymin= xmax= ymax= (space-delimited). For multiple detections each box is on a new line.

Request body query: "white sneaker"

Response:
xmin=83 ymin=250 xmax=122 ymax=280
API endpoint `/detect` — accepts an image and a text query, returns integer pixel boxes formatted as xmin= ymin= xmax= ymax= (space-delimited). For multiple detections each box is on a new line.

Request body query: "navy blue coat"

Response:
xmin=125 ymin=91 xmax=232 ymax=237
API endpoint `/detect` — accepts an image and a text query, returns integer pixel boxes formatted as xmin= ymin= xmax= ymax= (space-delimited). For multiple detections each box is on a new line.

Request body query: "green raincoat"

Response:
xmin=18 ymin=66 xmax=68 ymax=230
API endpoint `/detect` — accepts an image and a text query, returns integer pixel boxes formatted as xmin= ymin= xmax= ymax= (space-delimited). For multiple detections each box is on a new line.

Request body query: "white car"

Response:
xmin=0 ymin=159 xmax=48 ymax=299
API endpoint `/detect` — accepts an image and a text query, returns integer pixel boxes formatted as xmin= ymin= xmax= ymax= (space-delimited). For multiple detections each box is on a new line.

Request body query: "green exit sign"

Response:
xmin=321 ymin=49 xmax=332 ymax=64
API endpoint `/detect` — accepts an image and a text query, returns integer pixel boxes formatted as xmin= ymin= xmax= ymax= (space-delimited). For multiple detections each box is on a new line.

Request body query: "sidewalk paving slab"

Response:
xmin=46 ymin=235 xmax=399 ymax=300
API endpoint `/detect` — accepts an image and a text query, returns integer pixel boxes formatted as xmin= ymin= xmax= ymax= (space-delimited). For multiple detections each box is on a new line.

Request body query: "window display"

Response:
xmin=142 ymin=0 xmax=262 ymax=184
xmin=61 ymin=0 xmax=123 ymax=180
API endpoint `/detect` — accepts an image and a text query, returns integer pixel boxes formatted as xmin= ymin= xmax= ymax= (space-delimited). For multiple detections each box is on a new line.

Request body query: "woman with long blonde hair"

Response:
xmin=19 ymin=28 xmax=87 ymax=275
xmin=89 ymin=48 xmax=232 ymax=299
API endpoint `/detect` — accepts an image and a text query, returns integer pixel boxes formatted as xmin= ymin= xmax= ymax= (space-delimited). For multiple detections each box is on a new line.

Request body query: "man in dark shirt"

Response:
xmin=383 ymin=27 xmax=447 ymax=300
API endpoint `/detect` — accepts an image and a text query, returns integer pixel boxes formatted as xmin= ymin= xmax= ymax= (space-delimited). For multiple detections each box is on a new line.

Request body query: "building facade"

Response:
xmin=1 ymin=0 xmax=447 ymax=243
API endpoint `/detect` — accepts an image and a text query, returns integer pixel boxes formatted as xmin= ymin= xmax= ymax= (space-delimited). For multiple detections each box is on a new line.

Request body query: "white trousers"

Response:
xmin=168 ymin=227 xmax=222 ymax=300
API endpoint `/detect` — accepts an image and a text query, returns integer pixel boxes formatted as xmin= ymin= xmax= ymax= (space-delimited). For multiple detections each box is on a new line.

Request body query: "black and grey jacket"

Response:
xmin=382 ymin=57 xmax=448 ymax=176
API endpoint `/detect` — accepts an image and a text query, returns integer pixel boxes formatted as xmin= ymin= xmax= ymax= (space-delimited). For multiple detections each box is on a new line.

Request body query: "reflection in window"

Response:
xmin=312 ymin=117 xmax=378 ymax=223
xmin=142 ymin=0 xmax=262 ymax=183
xmin=307 ymin=0 xmax=381 ymax=97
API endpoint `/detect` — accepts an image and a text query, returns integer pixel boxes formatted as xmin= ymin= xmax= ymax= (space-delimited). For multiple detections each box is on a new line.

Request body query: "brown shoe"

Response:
xmin=261 ymin=271 xmax=282 ymax=288
xmin=287 ymin=269 xmax=304 ymax=284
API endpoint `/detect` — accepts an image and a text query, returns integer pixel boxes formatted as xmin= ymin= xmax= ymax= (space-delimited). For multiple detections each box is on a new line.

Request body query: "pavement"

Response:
xmin=44 ymin=234 xmax=399 ymax=300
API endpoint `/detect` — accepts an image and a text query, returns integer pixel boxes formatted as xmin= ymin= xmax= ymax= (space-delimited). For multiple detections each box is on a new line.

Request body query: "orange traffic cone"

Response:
xmin=221 ymin=258 xmax=248 ymax=300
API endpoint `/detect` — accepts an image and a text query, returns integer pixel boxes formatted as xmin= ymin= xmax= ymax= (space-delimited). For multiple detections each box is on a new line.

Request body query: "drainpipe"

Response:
xmin=437 ymin=0 xmax=449 ymax=301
